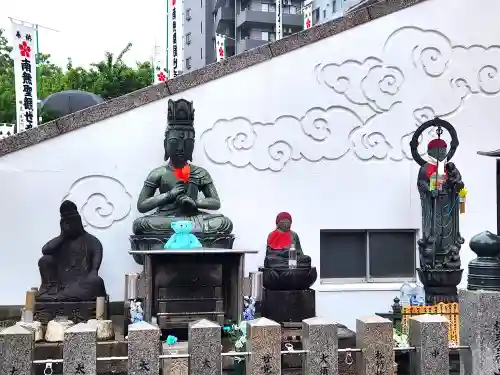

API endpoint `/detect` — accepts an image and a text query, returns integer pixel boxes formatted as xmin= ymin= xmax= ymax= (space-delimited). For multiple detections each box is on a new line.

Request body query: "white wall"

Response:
xmin=1 ymin=0 xmax=500 ymax=329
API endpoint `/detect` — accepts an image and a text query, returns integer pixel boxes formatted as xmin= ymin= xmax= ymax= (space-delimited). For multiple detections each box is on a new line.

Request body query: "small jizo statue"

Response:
xmin=36 ymin=200 xmax=107 ymax=302
xmin=416 ymin=137 xmax=465 ymax=270
xmin=266 ymin=212 xmax=303 ymax=254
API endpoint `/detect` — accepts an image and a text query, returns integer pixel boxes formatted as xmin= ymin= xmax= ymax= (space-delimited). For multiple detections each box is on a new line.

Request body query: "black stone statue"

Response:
xmin=36 ymin=200 xmax=107 ymax=302
xmin=261 ymin=212 xmax=317 ymax=290
xmin=410 ymin=118 xmax=465 ymax=304
xmin=131 ymin=99 xmax=233 ymax=253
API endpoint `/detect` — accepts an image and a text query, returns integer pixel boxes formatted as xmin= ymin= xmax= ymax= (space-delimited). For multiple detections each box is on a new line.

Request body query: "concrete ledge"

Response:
xmin=0 ymin=0 xmax=428 ymax=158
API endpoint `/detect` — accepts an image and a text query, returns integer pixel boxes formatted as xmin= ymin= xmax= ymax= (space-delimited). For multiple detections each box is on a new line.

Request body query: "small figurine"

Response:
xmin=135 ymin=301 xmax=144 ymax=322
xmin=129 ymin=300 xmax=144 ymax=323
xmin=164 ymin=220 xmax=203 ymax=249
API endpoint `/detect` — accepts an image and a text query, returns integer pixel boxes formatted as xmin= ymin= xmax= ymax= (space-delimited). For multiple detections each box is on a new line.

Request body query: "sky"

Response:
xmin=1 ymin=0 xmax=167 ymax=69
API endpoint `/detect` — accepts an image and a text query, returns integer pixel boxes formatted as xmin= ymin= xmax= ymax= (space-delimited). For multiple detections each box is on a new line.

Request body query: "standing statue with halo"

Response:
xmin=410 ymin=118 xmax=467 ymax=304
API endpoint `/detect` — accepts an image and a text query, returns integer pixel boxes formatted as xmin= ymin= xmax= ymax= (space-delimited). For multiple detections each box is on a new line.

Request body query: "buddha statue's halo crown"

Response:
xmin=166 ymin=98 xmax=195 ymax=132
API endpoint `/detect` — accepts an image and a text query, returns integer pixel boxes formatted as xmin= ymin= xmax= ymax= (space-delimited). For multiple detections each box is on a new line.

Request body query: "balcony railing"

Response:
xmin=236 ymin=4 xmax=302 ymax=28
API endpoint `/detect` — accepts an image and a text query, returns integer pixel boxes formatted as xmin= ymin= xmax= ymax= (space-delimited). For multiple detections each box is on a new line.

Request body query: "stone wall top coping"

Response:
xmin=0 ymin=0 xmax=428 ymax=158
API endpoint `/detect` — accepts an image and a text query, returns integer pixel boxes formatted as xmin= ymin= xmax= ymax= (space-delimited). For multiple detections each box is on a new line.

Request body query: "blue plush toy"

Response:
xmin=164 ymin=220 xmax=202 ymax=249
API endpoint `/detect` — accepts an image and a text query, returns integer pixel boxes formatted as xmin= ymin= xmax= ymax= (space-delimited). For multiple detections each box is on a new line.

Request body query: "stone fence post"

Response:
xmin=246 ymin=317 xmax=281 ymax=375
xmin=128 ymin=321 xmax=160 ymax=375
xmin=356 ymin=315 xmax=393 ymax=375
xmin=459 ymin=289 xmax=500 ymax=375
xmin=302 ymin=317 xmax=339 ymax=375
xmin=0 ymin=324 xmax=34 ymax=375
xmin=188 ymin=319 xmax=221 ymax=375
xmin=63 ymin=323 xmax=97 ymax=375
xmin=409 ymin=315 xmax=449 ymax=375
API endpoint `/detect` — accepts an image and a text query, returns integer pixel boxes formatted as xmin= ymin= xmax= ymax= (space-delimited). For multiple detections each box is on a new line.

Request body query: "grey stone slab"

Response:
xmin=0 ymin=324 xmax=34 ymax=375
xmin=409 ymin=315 xmax=449 ymax=375
xmin=188 ymin=319 xmax=221 ymax=375
xmin=356 ymin=316 xmax=393 ymax=375
xmin=0 ymin=0 xmax=427 ymax=159
xmin=246 ymin=317 xmax=281 ymax=375
xmin=459 ymin=289 xmax=500 ymax=375
xmin=302 ymin=317 xmax=338 ymax=375
xmin=128 ymin=321 xmax=160 ymax=375
xmin=162 ymin=341 xmax=188 ymax=375
xmin=63 ymin=322 xmax=97 ymax=375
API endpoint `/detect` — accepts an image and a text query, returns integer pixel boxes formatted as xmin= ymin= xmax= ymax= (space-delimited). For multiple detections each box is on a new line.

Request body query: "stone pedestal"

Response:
xmin=417 ymin=268 xmax=463 ymax=304
xmin=459 ymin=289 xmax=500 ymax=375
xmin=246 ymin=318 xmax=281 ymax=375
xmin=356 ymin=316 xmax=393 ymax=375
xmin=129 ymin=248 xmax=256 ymax=337
xmin=0 ymin=324 xmax=34 ymax=375
xmin=188 ymin=319 xmax=221 ymax=375
xmin=302 ymin=317 xmax=338 ymax=375
xmin=130 ymin=235 xmax=236 ymax=265
xmin=127 ymin=321 xmax=160 ymax=375
xmin=34 ymin=296 xmax=109 ymax=325
xmin=261 ymin=288 xmax=315 ymax=323
xmin=409 ymin=315 xmax=449 ymax=375
xmin=260 ymin=267 xmax=318 ymax=290
xmin=63 ymin=323 xmax=97 ymax=375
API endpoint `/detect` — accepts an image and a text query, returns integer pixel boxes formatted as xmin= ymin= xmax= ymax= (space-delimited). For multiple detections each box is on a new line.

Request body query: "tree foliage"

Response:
xmin=0 ymin=28 xmax=153 ymax=124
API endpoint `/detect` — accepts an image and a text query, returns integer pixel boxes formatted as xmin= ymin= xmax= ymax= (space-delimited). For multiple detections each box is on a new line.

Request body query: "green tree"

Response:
xmin=0 ymin=29 xmax=154 ymax=124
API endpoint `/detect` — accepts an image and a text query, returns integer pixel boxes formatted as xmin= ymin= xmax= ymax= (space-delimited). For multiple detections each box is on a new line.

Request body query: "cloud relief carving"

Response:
xmin=202 ymin=107 xmax=362 ymax=171
xmin=202 ymin=26 xmax=500 ymax=170
xmin=62 ymin=175 xmax=132 ymax=229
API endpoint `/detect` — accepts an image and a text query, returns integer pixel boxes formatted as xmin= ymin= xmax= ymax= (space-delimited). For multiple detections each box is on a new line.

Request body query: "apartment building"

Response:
xmin=181 ymin=0 xmax=361 ymax=71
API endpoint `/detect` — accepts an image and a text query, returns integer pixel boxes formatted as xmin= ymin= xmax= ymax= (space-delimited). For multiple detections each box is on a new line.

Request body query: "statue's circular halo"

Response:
xmin=409 ymin=118 xmax=459 ymax=167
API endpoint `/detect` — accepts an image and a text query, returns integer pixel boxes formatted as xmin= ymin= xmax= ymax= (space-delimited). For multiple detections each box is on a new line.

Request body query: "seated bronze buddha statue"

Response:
xmin=261 ymin=212 xmax=317 ymax=290
xmin=36 ymin=200 xmax=107 ymax=302
xmin=130 ymin=99 xmax=234 ymax=261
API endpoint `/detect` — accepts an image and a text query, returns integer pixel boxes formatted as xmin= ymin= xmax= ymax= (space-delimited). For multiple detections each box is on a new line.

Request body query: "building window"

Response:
xmin=186 ymin=32 xmax=192 ymax=45
xmin=323 ymin=9 xmax=326 ymax=19
xmin=200 ymin=47 xmax=203 ymax=59
xmin=186 ymin=8 xmax=192 ymax=20
xmin=332 ymin=0 xmax=337 ymax=12
xmin=200 ymin=0 xmax=203 ymax=6
xmin=261 ymin=3 xmax=269 ymax=11
xmin=289 ymin=5 xmax=297 ymax=14
xmin=261 ymin=31 xmax=269 ymax=41
xmin=201 ymin=21 xmax=203 ymax=33
xmin=186 ymin=57 xmax=192 ymax=70
xmin=313 ymin=8 xmax=320 ymax=24
xmin=319 ymin=229 xmax=417 ymax=283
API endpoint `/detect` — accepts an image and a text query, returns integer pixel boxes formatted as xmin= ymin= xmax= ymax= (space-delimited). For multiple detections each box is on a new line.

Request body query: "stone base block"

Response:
xmin=261 ymin=288 xmax=315 ymax=323
xmin=35 ymin=296 xmax=109 ymax=324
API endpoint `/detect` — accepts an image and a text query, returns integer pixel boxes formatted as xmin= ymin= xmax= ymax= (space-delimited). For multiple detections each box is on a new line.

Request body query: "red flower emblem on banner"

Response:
xmin=219 ymin=47 xmax=224 ymax=57
xmin=172 ymin=0 xmax=176 ymax=5
xmin=306 ymin=19 xmax=311 ymax=29
xmin=19 ymin=41 xmax=31 ymax=58
xmin=157 ymin=72 xmax=166 ymax=82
